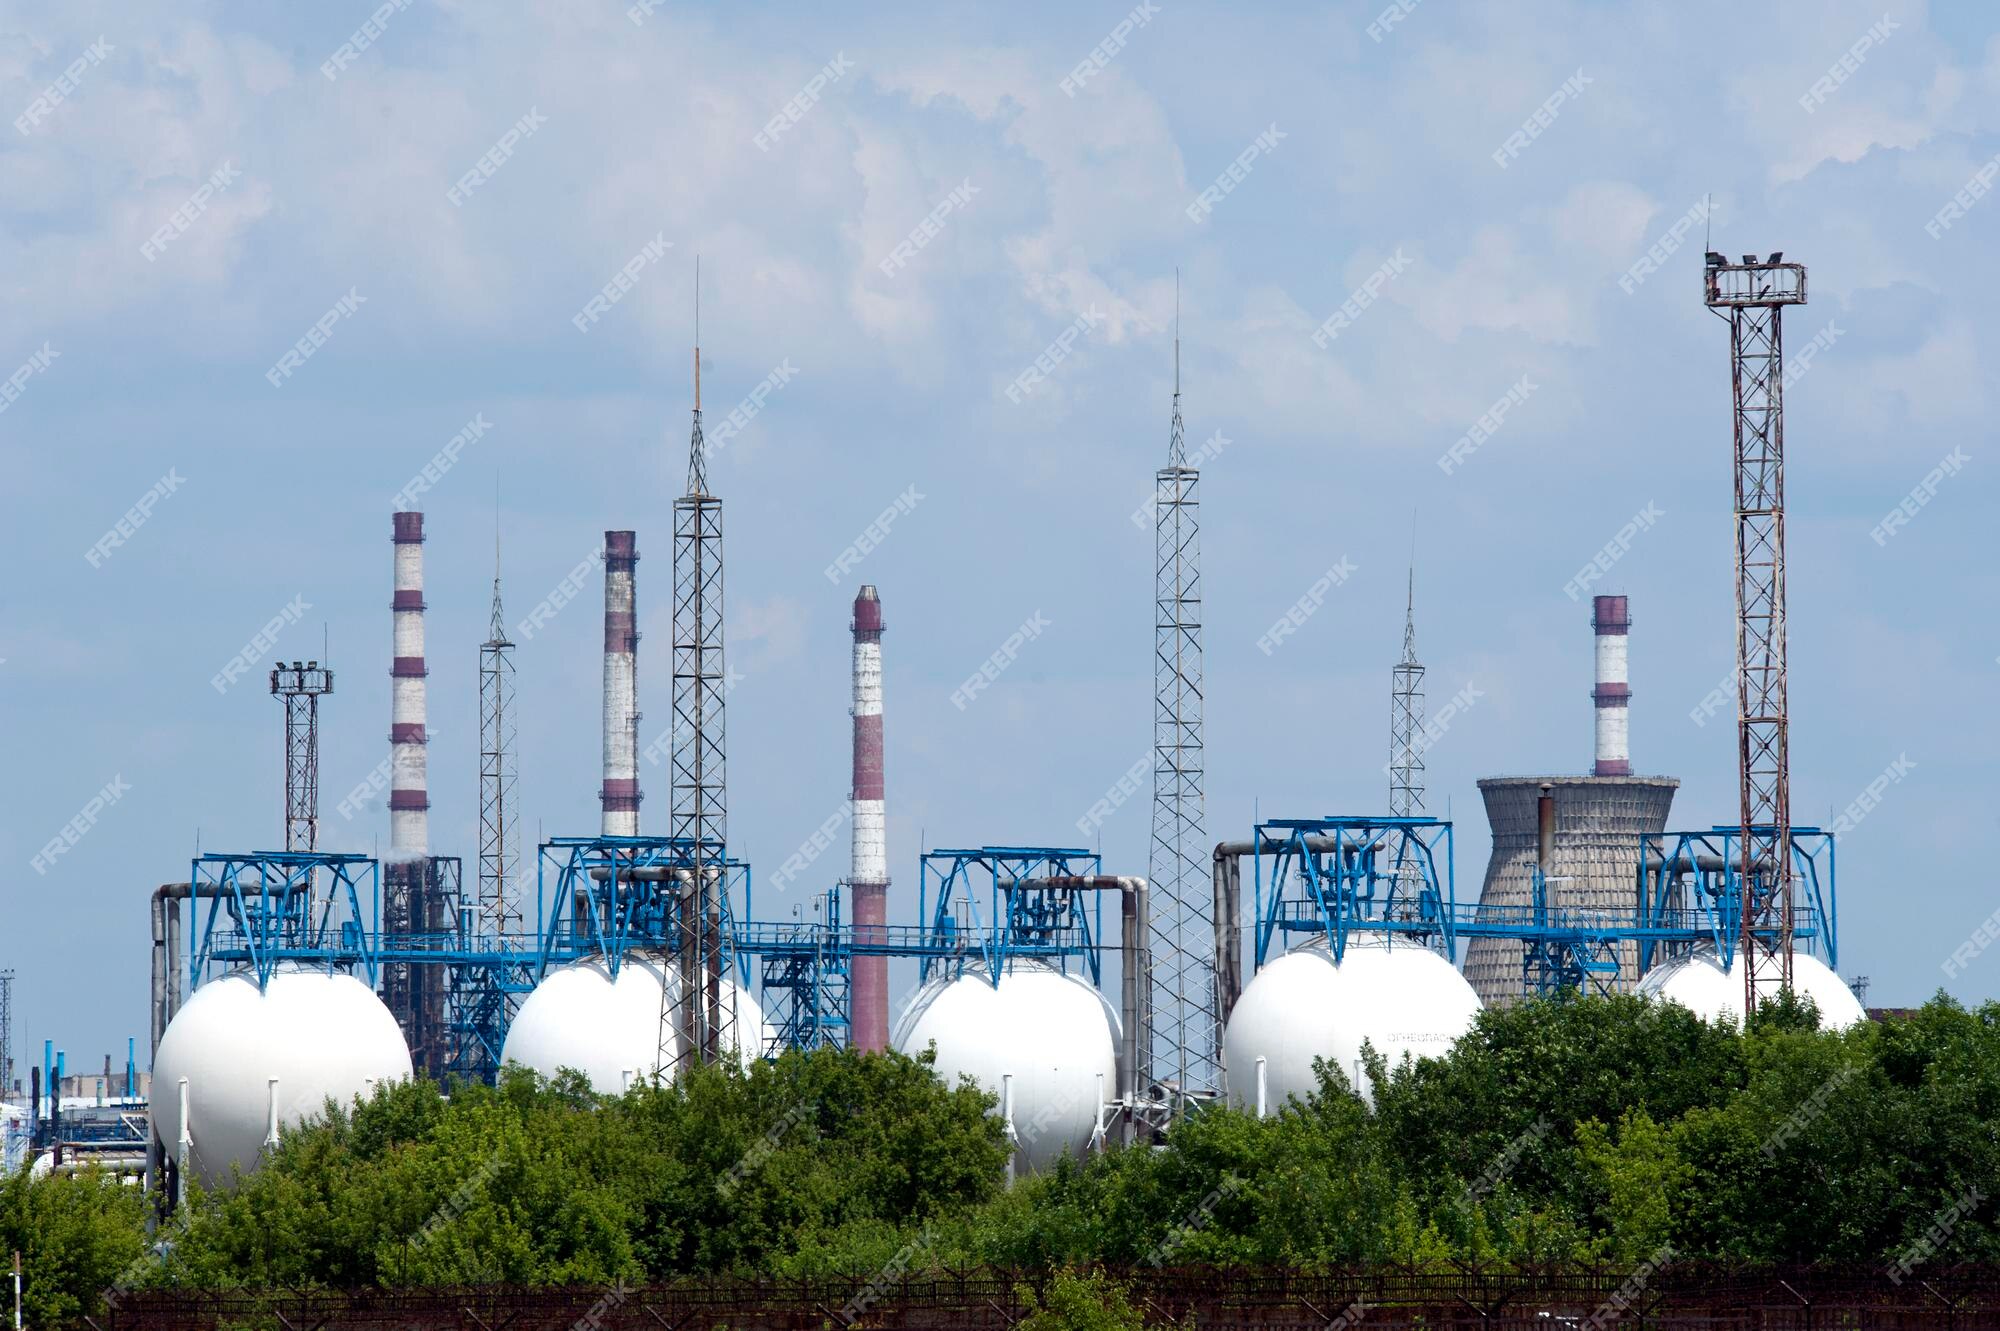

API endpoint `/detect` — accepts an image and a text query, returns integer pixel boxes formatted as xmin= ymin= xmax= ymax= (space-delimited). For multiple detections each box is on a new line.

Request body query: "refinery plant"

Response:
xmin=11 ymin=251 xmax=1868 ymax=1199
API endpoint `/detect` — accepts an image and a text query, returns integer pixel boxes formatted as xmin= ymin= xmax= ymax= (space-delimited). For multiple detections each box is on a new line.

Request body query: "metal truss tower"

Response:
xmin=1389 ymin=566 xmax=1425 ymax=818
xmin=269 ymin=660 xmax=333 ymax=852
xmin=1148 ymin=285 xmax=1216 ymax=1106
xmin=665 ymin=264 xmax=736 ymax=1074
xmin=479 ymin=539 xmax=520 ymax=940
xmin=1705 ymin=250 xmax=1807 ymax=1017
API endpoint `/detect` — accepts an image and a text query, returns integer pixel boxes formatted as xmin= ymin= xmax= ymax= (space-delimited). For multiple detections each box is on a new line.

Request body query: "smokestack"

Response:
xmin=390 ymin=511 xmax=429 ymax=857
xmin=601 ymin=531 xmax=640 ymax=836
xmin=850 ymin=585 xmax=890 ymax=1053
xmin=1592 ymin=594 xmax=1631 ymax=777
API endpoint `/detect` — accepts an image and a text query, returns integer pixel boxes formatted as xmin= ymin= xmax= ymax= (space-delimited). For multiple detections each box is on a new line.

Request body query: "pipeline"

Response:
xmin=1020 ymin=876 xmax=1147 ymax=1113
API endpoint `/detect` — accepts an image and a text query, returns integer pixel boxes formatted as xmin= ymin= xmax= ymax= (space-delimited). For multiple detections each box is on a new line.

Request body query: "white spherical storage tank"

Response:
xmin=1638 ymin=945 xmax=1865 ymax=1029
xmin=501 ymin=952 xmax=772 ymax=1093
xmin=149 ymin=965 xmax=412 ymax=1190
xmin=1223 ymin=938 xmax=1482 ymax=1111
xmin=893 ymin=961 xmax=1119 ymax=1174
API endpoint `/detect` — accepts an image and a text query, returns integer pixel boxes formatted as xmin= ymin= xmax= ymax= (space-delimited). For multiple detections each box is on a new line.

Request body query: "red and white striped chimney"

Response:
xmin=389 ymin=511 xmax=429 ymax=857
xmin=601 ymin=531 xmax=640 ymax=836
xmin=850 ymin=585 xmax=889 ymax=1053
xmin=1592 ymin=594 xmax=1631 ymax=777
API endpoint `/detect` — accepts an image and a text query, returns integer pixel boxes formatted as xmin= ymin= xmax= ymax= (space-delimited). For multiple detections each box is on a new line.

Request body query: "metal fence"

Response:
xmin=92 ymin=1264 xmax=2000 ymax=1330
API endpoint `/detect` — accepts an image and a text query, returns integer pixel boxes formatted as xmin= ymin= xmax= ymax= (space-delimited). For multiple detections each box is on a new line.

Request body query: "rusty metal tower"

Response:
xmin=1148 ymin=276 xmax=1216 ymax=1109
xmin=666 ymin=260 xmax=736 ymax=1073
xmin=479 ymin=529 xmax=520 ymax=940
xmin=270 ymin=659 xmax=333 ymax=851
xmin=1705 ymin=250 xmax=1806 ymax=1017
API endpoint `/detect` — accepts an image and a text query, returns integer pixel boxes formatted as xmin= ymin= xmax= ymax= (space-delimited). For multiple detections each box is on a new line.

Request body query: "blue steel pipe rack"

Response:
xmin=1245 ymin=815 xmax=1836 ymax=998
xmin=173 ymin=822 xmax=1839 ymax=1084
xmin=175 ymin=839 xmax=1117 ymax=1079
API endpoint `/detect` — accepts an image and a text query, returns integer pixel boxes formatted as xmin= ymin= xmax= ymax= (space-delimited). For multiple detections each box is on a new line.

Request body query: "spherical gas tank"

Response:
xmin=893 ymin=962 xmax=1118 ymax=1173
xmin=150 ymin=966 xmax=412 ymax=1190
xmin=1639 ymin=945 xmax=1865 ymax=1030
xmin=1223 ymin=938 xmax=1481 ymax=1110
xmin=1790 ymin=952 xmax=1868 ymax=1028
xmin=1635 ymin=947 xmax=1738 ymax=1024
xmin=501 ymin=952 xmax=771 ymax=1093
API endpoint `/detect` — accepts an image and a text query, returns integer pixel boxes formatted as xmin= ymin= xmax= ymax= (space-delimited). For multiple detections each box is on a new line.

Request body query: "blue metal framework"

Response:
xmin=1242 ymin=815 xmax=1840 ymax=1002
xmin=1250 ymin=817 xmax=1455 ymax=969
xmin=181 ymin=813 xmax=1844 ymax=1089
xmin=755 ymin=889 xmax=851 ymax=1055
xmin=188 ymin=852 xmax=381 ymax=990
xmin=1637 ymin=825 xmax=1835 ymax=975
xmin=529 ymin=836 xmax=751 ymax=987
xmin=917 ymin=846 xmax=1105 ymax=987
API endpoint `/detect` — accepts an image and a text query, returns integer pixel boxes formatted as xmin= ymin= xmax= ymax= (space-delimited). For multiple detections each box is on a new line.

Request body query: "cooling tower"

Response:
xmin=1461 ymin=774 xmax=1679 ymax=1006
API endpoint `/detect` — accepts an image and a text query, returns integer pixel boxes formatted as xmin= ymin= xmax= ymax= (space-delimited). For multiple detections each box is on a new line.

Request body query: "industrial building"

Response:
xmin=4 ymin=252 xmax=1864 ymax=1196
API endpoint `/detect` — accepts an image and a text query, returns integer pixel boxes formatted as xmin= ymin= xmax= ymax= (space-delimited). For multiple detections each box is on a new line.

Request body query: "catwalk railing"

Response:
xmin=99 ymin=1263 xmax=2000 ymax=1330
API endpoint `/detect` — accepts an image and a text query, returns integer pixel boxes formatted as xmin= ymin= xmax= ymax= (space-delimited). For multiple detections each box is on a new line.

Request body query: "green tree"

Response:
xmin=0 ymin=1163 xmax=149 ymax=1327
xmin=1016 ymin=1269 xmax=1151 ymax=1331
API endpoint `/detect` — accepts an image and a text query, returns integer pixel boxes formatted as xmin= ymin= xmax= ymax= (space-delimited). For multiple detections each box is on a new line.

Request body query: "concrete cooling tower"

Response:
xmin=1463 ymin=596 xmax=1679 ymax=1006
xmin=1462 ymin=774 xmax=1679 ymax=1007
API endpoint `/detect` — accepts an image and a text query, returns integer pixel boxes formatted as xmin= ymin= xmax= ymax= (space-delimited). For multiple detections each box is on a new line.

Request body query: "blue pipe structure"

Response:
xmin=917 ymin=846 xmax=1106 ymax=987
xmin=1241 ymin=815 xmax=1838 ymax=1000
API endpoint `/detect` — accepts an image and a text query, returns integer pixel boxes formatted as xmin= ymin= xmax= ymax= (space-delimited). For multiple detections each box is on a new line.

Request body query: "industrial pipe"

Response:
xmin=150 ymin=880 xmax=228 ymax=1196
xmin=263 ymin=1077 xmax=281 ymax=1150
xmin=150 ymin=882 xmax=225 ymax=1066
xmin=1211 ymin=846 xmax=1245 ymax=1029
xmin=176 ymin=1077 xmax=190 ymax=1172
xmin=1000 ymin=1072 xmax=1017 ymax=1187
xmin=1209 ymin=835 xmax=1355 ymax=1021
xmin=1537 ymin=785 xmax=1555 ymax=877
xmin=1022 ymin=875 xmax=1148 ymax=1114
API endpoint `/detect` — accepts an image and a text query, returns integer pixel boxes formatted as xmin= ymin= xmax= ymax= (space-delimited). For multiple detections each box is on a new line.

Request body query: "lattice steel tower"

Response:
xmin=1389 ymin=566 xmax=1425 ymax=818
xmin=666 ymin=263 xmax=736 ymax=1072
xmin=270 ymin=660 xmax=333 ymax=851
xmin=479 ymin=532 xmax=520 ymax=940
xmin=1148 ymin=283 xmax=1216 ymax=1106
xmin=1705 ymin=250 xmax=1806 ymax=1017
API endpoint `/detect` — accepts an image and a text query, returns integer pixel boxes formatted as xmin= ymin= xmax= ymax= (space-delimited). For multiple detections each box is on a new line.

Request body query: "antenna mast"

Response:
xmin=479 ymin=496 xmax=519 ymax=941
xmin=1390 ymin=558 xmax=1425 ymax=818
xmin=1148 ymin=269 xmax=1216 ymax=1113
xmin=666 ymin=256 xmax=735 ymax=1074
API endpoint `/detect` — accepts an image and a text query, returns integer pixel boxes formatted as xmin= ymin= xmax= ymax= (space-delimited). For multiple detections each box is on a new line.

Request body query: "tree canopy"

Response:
xmin=7 ymin=992 xmax=1998 ymax=1325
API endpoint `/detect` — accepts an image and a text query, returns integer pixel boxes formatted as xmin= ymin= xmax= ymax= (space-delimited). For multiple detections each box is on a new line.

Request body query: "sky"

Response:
xmin=2 ymin=0 xmax=1995 ymax=1070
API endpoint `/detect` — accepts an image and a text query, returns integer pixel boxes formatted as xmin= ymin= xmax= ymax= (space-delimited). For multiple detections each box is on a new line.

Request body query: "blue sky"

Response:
xmin=2 ymin=0 xmax=1994 ymax=1067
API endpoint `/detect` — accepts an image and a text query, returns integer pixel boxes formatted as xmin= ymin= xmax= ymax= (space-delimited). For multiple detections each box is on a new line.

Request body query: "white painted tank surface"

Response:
xmin=1638 ymin=945 xmax=1865 ymax=1029
xmin=149 ymin=965 xmax=413 ymax=1189
xmin=893 ymin=961 xmax=1119 ymax=1173
xmin=500 ymin=952 xmax=772 ymax=1094
xmin=1222 ymin=937 xmax=1482 ymax=1111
